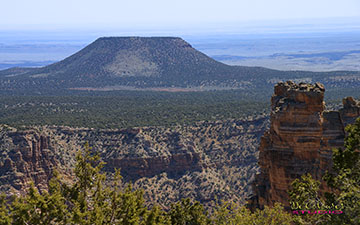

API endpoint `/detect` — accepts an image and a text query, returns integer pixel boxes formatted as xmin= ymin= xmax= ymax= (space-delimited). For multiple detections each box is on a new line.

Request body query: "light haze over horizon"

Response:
xmin=1 ymin=0 xmax=360 ymax=32
xmin=0 ymin=0 xmax=360 ymax=73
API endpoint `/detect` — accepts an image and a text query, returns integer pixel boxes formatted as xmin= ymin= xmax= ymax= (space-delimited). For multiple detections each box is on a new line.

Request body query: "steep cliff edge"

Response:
xmin=0 ymin=126 xmax=65 ymax=195
xmin=249 ymin=81 xmax=360 ymax=209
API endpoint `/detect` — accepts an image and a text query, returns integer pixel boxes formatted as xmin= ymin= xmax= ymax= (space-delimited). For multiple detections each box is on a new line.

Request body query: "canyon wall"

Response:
xmin=0 ymin=128 xmax=65 ymax=195
xmin=249 ymin=81 xmax=360 ymax=209
xmin=2 ymin=81 xmax=358 ymax=208
xmin=0 ymin=117 xmax=268 ymax=207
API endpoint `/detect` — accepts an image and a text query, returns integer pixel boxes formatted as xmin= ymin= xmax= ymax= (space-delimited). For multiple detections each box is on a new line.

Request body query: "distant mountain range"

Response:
xmin=0 ymin=37 xmax=359 ymax=95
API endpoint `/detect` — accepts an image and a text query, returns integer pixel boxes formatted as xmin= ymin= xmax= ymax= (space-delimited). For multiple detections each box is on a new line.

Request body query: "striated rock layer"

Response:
xmin=0 ymin=128 xmax=70 ymax=195
xmin=249 ymin=81 xmax=360 ymax=209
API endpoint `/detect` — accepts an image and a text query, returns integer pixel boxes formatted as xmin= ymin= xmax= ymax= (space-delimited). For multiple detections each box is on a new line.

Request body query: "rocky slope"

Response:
xmin=0 ymin=116 xmax=268 ymax=207
xmin=0 ymin=127 xmax=59 ymax=195
xmin=249 ymin=81 xmax=360 ymax=209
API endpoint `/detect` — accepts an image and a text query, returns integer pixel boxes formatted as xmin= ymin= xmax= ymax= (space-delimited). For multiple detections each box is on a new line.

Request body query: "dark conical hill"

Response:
xmin=27 ymin=37 xmax=234 ymax=80
xmin=0 ymin=37 xmax=277 ymax=87
xmin=1 ymin=36 xmax=360 ymax=94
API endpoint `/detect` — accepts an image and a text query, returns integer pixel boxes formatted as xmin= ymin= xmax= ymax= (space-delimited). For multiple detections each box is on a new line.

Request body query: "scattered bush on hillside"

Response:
xmin=0 ymin=142 xmax=292 ymax=224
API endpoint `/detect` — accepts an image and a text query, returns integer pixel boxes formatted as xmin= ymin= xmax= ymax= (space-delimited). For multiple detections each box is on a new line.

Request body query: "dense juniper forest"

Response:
xmin=0 ymin=91 xmax=270 ymax=129
xmin=0 ymin=90 xmax=349 ymax=130
xmin=0 ymin=37 xmax=359 ymax=224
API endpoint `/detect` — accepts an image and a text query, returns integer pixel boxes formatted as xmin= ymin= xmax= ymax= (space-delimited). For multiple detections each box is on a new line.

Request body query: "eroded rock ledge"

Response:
xmin=249 ymin=81 xmax=360 ymax=209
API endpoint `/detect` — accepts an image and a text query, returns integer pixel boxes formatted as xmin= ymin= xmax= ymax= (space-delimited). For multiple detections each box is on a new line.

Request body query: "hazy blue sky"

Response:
xmin=1 ymin=0 xmax=360 ymax=30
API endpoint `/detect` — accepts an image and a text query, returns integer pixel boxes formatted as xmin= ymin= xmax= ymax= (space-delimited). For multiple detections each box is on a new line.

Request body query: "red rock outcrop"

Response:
xmin=0 ymin=128 xmax=59 ymax=194
xmin=249 ymin=81 xmax=360 ymax=209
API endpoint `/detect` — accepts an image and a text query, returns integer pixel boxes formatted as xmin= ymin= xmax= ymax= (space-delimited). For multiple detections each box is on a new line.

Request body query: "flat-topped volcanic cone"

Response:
xmin=34 ymin=37 xmax=233 ymax=79
xmin=0 ymin=37 xmax=280 ymax=91
xmin=1 ymin=36 xmax=360 ymax=94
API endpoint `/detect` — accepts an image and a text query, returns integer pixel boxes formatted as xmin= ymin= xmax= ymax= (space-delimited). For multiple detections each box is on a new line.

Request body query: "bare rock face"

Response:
xmin=249 ymin=81 xmax=359 ymax=209
xmin=99 ymin=128 xmax=202 ymax=179
xmin=0 ymin=127 xmax=60 ymax=194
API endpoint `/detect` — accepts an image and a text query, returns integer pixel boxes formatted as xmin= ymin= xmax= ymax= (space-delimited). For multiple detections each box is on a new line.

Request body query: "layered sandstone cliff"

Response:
xmin=0 ymin=127 xmax=62 ymax=195
xmin=249 ymin=81 xmax=360 ymax=209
